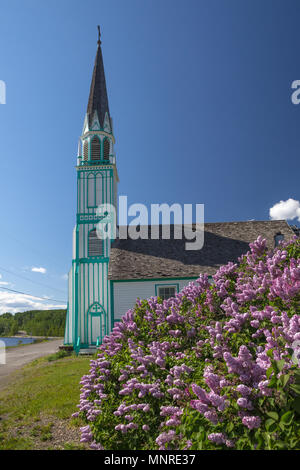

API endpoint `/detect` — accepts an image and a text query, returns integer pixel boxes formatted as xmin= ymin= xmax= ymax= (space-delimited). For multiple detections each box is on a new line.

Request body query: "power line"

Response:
xmin=0 ymin=265 xmax=67 ymax=295
xmin=0 ymin=224 xmax=66 ymax=268
xmin=0 ymin=285 xmax=66 ymax=304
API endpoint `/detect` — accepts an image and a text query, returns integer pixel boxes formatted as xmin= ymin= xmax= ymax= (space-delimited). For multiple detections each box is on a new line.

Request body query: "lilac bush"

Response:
xmin=73 ymin=236 xmax=300 ymax=450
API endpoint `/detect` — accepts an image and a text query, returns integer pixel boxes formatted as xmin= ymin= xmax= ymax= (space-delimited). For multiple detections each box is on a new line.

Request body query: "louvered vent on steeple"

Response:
xmin=91 ymin=136 xmax=101 ymax=161
xmin=88 ymin=229 xmax=103 ymax=256
xmin=83 ymin=141 xmax=89 ymax=161
xmin=103 ymin=139 xmax=110 ymax=160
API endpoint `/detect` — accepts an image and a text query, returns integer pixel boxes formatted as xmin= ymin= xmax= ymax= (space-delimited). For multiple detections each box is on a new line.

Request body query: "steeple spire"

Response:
xmin=97 ymin=25 xmax=101 ymax=46
xmin=86 ymin=26 xmax=110 ymax=130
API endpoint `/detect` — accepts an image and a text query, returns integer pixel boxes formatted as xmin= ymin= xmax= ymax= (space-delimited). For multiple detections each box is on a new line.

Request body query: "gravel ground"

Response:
xmin=0 ymin=339 xmax=63 ymax=390
xmin=11 ymin=414 xmax=87 ymax=450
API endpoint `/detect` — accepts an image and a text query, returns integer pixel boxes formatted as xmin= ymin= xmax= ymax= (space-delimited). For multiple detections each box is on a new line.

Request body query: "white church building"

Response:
xmin=63 ymin=30 xmax=295 ymax=353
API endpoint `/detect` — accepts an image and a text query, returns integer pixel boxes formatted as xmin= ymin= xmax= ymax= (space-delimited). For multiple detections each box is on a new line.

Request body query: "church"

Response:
xmin=63 ymin=30 xmax=295 ymax=353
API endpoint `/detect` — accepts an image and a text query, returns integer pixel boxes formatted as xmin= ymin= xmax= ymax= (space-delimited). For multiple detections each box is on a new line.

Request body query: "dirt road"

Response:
xmin=0 ymin=339 xmax=63 ymax=390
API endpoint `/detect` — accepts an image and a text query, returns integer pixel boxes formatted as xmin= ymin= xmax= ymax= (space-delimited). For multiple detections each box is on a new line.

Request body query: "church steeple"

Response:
xmin=79 ymin=26 xmax=116 ymax=164
xmin=65 ymin=27 xmax=118 ymax=350
xmin=85 ymin=26 xmax=111 ymax=132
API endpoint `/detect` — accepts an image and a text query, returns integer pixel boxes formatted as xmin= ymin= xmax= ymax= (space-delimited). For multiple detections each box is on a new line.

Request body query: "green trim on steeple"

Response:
xmin=65 ymin=28 xmax=117 ymax=351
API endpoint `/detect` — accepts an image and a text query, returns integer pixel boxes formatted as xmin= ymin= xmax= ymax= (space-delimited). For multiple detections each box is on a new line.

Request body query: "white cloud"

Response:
xmin=0 ymin=291 xmax=66 ymax=314
xmin=31 ymin=267 xmax=47 ymax=274
xmin=0 ymin=275 xmax=13 ymax=287
xmin=269 ymin=198 xmax=300 ymax=222
xmin=62 ymin=274 xmax=68 ymax=281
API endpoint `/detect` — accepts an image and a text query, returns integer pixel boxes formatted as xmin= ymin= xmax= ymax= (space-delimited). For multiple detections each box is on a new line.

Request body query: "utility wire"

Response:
xmin=0 ymin=285 xmax=66 ymax=304
xmin=0 ymin=224 xmax=68 ymax=268
xmin=0 ymin=265 xmax=67 ymax=295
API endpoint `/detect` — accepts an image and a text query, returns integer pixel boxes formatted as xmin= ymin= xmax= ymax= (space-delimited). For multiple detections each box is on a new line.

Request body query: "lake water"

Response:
xmin=0 ymin=337 xmax=36 ymax=347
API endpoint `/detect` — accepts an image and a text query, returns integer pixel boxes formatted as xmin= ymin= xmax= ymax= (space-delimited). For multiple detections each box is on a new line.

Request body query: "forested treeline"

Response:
xmin=0 ymin=310 xmax=66 ymax=336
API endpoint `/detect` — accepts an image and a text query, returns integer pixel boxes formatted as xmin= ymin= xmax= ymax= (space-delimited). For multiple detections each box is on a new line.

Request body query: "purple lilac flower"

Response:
xmin=76 ymin=237 xmax=300 ymax=449
xmin=242 ymin=416 xmax=261 ymax=430
xmin=207 ymin=433 xmax=226 ymax=445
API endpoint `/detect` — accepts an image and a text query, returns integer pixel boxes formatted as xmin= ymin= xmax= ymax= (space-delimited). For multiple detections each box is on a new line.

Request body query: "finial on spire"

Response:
xmin=86 ymin=23 xmax=110 ymax=129
xmin=97 ymin=25 xmax=101 ymax=46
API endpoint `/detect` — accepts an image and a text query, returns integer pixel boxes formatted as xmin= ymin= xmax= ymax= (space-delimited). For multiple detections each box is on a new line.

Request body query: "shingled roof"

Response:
xmin=108 ymin=220 xmax=295 ymax=280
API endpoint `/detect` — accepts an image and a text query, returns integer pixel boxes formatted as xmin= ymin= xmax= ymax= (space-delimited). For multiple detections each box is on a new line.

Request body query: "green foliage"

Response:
xmin=30 ymin=423 xmax=53 ymax=441
xmin=78 ymin=236 xmax=300 ymax=450
xmin=259 ymin=359 xmax=300 ymax=449
xmin=47 ymin=350 xmax=72 ymax=362
xmin=0 ymin=309 xmax=67 ymax=337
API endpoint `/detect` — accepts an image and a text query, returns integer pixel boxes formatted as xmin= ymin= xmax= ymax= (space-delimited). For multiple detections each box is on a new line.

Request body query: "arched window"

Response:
xmin=95 ymin=172 xmax=103 ymax=207
xmin=91 ymin=136 xmax=101 ymax=161
xmin=274 ymin=233 xmax=284 ymax=247
xmin=88 ymin=228 xmax=103 ymax=257
xmin=87 ymin=173 xmax=95 ymax=207
xmin=83 ymin=141 xmax=89 ymax=161
xmin=103 ymin=139 xmax=110 ymax=161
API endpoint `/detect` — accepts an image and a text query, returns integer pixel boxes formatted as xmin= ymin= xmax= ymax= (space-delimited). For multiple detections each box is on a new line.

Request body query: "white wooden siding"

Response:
xmin=64 ymin=267 xmax=74 ymax=344
xmin=72 ymin=226 xmax=76 ymax=260
xmin=113 ymin=279 xmax=196 ymax=321
xmin=66 ymin=164 xmax=116 ymax=345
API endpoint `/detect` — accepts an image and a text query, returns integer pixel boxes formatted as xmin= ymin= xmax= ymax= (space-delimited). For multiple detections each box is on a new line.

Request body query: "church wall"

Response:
xmin=64 ymin=267 xmax=74 ymax=344
xmin=66 ymin=166 xmax=114 ymax=347
xmin=74 ymin=261 xmax=110 ymax=345
xmin=72 ymin=226 xmax=76 ymax=260
xmin=77 ymin=169 xmax=113 ymax=216
xmin=112 ymin=278 xmax=197 ymax=322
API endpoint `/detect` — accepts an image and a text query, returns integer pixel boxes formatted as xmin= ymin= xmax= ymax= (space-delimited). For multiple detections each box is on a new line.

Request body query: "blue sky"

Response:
xmin=0 ymin=0 xmax=299 ymax=313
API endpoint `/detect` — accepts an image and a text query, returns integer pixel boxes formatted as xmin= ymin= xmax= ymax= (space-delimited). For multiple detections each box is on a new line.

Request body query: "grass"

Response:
xmin=0 ymin=353 xmax=92 ymax=450
xmin=47 ymin=350 xmax=72 ymax=362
